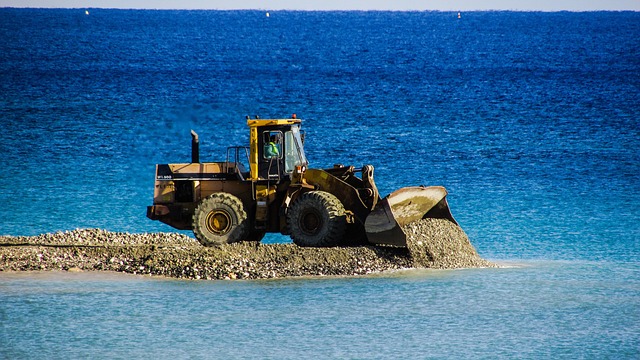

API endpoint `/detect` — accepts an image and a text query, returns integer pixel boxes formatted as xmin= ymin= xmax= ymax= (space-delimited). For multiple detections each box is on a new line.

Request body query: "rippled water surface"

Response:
xmin=2 ymin=262 xmax=638 ymax=359
xmin=1 ymin=9 xmax=639 ymax=359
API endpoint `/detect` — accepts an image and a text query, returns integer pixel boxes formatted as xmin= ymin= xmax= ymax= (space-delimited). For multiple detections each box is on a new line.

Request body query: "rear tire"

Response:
xmin=192 ymin=193 xmax=248 ymax=246
xmin=287 ymin=191 xmax=346 ymax=247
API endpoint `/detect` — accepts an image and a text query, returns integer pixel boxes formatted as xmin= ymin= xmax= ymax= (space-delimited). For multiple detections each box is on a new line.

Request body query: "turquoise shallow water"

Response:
xmin=1 ymin=261 xmax=638 ymax=359
xmin=1 ymin=9 xmax=639 ymax=358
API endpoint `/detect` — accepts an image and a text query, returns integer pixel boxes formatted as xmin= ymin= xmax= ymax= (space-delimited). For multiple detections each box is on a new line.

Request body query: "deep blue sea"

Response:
xmin=1 ymin=9 xmax=639 ymax=359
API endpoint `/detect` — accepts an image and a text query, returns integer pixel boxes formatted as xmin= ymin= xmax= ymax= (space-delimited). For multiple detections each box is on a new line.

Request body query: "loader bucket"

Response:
xmin=364 ymin=186 xmax=458 ymax=247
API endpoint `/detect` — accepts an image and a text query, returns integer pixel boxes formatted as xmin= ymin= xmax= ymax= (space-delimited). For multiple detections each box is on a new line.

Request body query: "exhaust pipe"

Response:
xmin=191 ymin=130 xmax=199 ymax=163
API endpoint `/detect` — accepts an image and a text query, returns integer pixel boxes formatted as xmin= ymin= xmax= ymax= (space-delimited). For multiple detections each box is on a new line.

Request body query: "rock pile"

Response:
xmin=403 ymin=218 xmax=495 ymax=269
xmin=0 ymin=222 xmax=494 ymax=280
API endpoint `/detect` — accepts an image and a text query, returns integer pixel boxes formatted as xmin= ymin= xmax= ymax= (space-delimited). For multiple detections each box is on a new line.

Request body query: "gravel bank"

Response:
xmin=0 ymin=220 xmax=495 ymax=280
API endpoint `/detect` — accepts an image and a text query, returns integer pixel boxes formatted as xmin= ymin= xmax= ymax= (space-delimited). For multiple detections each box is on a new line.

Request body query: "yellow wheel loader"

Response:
xmin=147 ymin=116 xmax=457 ymax=247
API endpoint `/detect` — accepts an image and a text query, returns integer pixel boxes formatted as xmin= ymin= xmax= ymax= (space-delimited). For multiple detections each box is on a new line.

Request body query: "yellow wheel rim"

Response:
xmin=206 ymin=210 xmax=232 ymax=235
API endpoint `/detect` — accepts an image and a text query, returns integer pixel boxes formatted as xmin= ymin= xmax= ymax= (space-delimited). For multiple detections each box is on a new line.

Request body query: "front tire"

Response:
xmin=287 ymin=191 xmax=346 ymax=247
xmin=192 ymin=193 xmax=248 ymax=246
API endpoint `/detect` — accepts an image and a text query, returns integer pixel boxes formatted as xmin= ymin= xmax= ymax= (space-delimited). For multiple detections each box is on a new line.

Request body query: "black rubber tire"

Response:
xmin=287 ymin=191 xmax=346 ymax=247
xmin=192 ymin=193 xmax=248 ymax=246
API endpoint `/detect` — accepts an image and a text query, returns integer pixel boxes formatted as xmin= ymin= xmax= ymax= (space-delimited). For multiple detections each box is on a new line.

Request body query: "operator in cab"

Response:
xmin=264 ymin=135 xmax=280 ymax=158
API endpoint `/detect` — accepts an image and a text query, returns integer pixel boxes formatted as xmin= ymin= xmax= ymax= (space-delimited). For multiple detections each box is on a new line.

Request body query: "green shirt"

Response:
xmin=265 ymin=142 xmax=279 ymax=158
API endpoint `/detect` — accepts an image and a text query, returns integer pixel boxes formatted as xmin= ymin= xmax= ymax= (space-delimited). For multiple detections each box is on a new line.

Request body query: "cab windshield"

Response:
xmin=284 ymin=126 xmax=308 ymax=173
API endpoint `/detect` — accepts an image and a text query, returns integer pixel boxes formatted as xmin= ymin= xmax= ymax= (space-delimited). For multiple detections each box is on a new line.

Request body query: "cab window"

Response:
xmin=262 ymin=131 xmax=282 ymax=159
xmin=284 ymin=127 xmax=308 ymax=173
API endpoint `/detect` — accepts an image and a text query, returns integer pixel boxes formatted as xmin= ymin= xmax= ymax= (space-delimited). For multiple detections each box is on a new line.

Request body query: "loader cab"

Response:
xmin=248 ymin=118 xmax=308 ymax=182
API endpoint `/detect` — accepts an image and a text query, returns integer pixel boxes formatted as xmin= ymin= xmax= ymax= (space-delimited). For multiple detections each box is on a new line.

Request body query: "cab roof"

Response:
xmin=246 ymin=118 xmax=301 ymax=127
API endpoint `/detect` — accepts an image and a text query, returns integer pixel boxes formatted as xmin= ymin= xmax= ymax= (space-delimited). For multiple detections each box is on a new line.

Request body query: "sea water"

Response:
xmin=0 ymin=9 xmax=638 ymax=359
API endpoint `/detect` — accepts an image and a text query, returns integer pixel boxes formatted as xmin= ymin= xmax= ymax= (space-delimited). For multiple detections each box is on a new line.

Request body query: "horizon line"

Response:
xmin=2 ymin=7 xmax=639 ymax=12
